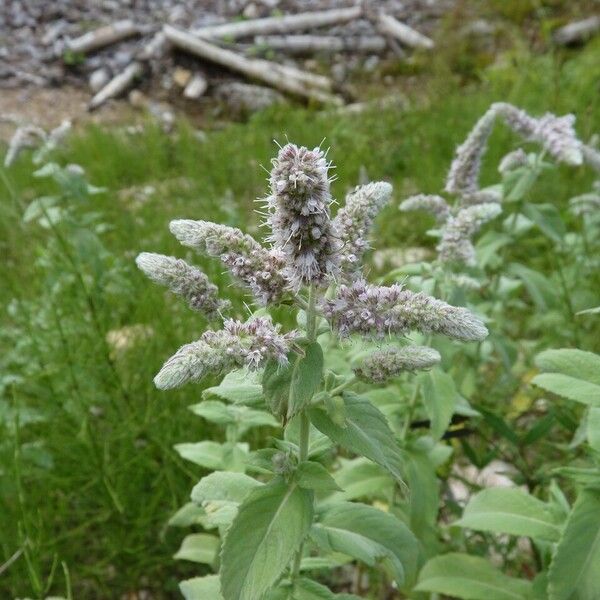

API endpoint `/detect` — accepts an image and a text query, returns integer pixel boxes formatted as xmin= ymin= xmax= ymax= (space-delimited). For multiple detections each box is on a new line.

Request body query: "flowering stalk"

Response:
xmin=322 ymin=279 xmax=488 ymax=342
xmin=446 ymin=102 xmax=583 ymax=195
xmin=266 ymin=144 xmax=341 ymax=288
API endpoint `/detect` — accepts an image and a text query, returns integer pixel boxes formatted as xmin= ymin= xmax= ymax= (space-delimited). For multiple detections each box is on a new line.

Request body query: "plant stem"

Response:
xmin=329 ymin=376 xmax=356 ymax=397
xmin=292 ymin=285 xmax=318 ymax=582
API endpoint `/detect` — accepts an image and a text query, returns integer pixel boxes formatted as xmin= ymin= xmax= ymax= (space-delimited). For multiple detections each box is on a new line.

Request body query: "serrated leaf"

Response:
xmin=327 ymin=458 xmax=393 ymax=503
xmin=456 ymin=488 xmax=563 ymax=541
xmin=174 ymin=441 xmax=248 ymax=471
xmin=189 ymin=401 xmax=279 ymax=431
xmin=168 ymin=502 xmax=206 ymax=527
xmin=535 ymin=349 xmax=600 ymax=386
xmin=288 ymin=342 xmax=323 ymax=420
xmin=508 ymin=263 xmax=557 ymax=310
xmin=263 ymin=358 xmax=293 ymax=420
xmin=522 ymin=203 xmax=565 ymax=243
xmin=296 ymin=461 xmax=342 ymax=492
xmin=220 ymin=480 xmax=313 ymax=600
xmin=191 ymin=471 xmax=262 ymax=504
xmin=174 ymin=533 xmax=219 ymax=564
xmin=180 ymin=575 xmax=223 ymax=600
xmin=548 ymin=489 xmax=600 ymax=600
xmin=415 ymin=553 xmax=532 ymax=599
xmin=203 ymin=369 xmax=263 ymax=405
xmin=312 ymin=502 xmax=419 ymax=588
xmin=309 ymin=392 xmax=405 ymax=484
xmin=588 ymin=407 xmax=600 ymax=452
xmin=532 ymin=373 xmax=600 ymax=406
xmin=421 ymin=369 xmax=458 ymax=439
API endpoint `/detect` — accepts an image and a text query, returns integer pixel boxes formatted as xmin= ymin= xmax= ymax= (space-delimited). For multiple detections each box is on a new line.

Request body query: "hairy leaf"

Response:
xmin=532 ymin=373 xmax=600 ymax=406
xmin=174 ymin=533 xmax=219 ymax=565
xmin=287 ymin=342 xmax=323 ymax=420
xmin=548 ymin=489 xmax=600 ymax=600
xmin=456 ymin=488 xmax=563 ymax=541
xmin=415 ymin=553 xmax=532 ymax=599
xmin=180 ymin=575 xmax=223 ymax=600
xmin=421 ymin=369 xmax=458 ymax=440
xmin=296 ymin=461 xmax=342 ymax=492
xmin=535 ymin=348 xmax=600 ymax=386
xmin=220 ymin=480 xmax=313 ymax=600
xmin=309 ymin=392 xmax=405 ymax=484
xmin=311 ymin=502 xmax=419 ymax=588
xmin=191 ymin=471 xmax=262 ymax=504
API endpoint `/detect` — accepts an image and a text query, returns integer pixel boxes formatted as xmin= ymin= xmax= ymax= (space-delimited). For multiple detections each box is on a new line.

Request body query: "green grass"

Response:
xmin=0 ymin=40 xmax=599 ymax=598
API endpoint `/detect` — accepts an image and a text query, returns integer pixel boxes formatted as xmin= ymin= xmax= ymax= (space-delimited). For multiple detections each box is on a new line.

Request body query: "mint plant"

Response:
xmin=139 ymin=104 xmax=600 ymax=600
xmin=138 ymin=143 xmax=488 ymax=599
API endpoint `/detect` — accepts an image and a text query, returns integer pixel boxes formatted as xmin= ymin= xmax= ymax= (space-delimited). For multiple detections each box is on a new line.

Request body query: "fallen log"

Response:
xmin=138 ymin=31 xmax=170 ymax=61
xmin=163 ymin=25 xmax=342 ymax=105
xmin=89 ymin=62 xmax=144 ymax=110
xmin=193 ymin=6 xmax=361 ymax=39
xmin=376 ymin=13 xmax=434 ymax=50
xmin=67 ymin=20 xmax=139 ymax=54
xmin=253 ymin=34 xmax=387 ymax=54
xmin=553 ymin=16 xmax=600 ymax=45
xmin=268 ymin=61 xmax=332 ymax=91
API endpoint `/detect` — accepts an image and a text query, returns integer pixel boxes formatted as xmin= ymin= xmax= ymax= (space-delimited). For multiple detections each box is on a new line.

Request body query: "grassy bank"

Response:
xmin=1 ymin=39 xmax=599 ymax=598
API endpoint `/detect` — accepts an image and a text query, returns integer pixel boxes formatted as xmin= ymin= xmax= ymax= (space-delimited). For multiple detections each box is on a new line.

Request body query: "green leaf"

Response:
xmin=548 ymin=489 xmax=600 ymax=600
xmin=508 ymin=263 xmax=557 ymax=310
xmin=174 ymin=533 xmax=219 ymax=564
xmin=191 ymin=471 xmax=262 ymax=504
xmin=23 ymin=196 xmax=57 ymax=223
xmin=296 ymin=461 xmax=342 ymax=492
xmin=324 ymin=394 xmax=346 ymax=428
xmin=312 ymin=502 xmax=419 ymax=588
xmin=309 ymin=392 xmax=405 ymax=484
xmin=174 ymin=441 xmax=248 ymax=471
xmin=421 ymin=369 xmax=458 ymax=440
xmin=328 ymin=458 xmax=393 ymax=503
xmin=189 ymin=400 xmax=234 ymax=425
xmin=522 ymin=203 xmax=565 ymax=243
xmin=180 ymin=575 xmax=223 ymax=600
xmin=203 ymin=369 xmax=264 ymax=405
xmin=168 ymin=502 xmax=206 ymax=527
xmin=535 ymin=349 xmax=600 ymax=386
xmin=293 ymin=578 xmax=335 ymax=600
xmin=189 ymin=401 xmax=279 ymax=431
xmin=456 ymin=488 xmax=563 ymax=541
xmin=532 ymin=373 xmax=600 ymax=406
xmin=588 ymin=407 xmax=600 ymax=452
xmin=288 ymin=342 xmax=323 ymax=420
xmin=175 ymin=441 xmax=226 ymax=470
xmin=263 ymin=358 xmax=293 ymax=420
xmin=415 ymin=553 xmax=532 ymax=599
xmin=220 ymin=480 xmax=313 ymax=600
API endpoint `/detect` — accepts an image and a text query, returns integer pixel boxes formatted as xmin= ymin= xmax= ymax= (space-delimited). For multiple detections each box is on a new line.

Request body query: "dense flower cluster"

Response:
xmin=333 ymin=181 xmax=392 ymax=277
xmin=446 ymin=109 xmax=496 ymax=195
xmin=136 ymin=252 xmax=228 ymax=318
xmin=437 ymin=203 xmax=502 ymax=265
xmin=354 ymin=345 xmax=441 ymax=383
xmin=399 ymin=194 xmax=450 ymax=223
xmin=169 ymin=219 xmax=290 ymax=305
xmin=322 ymin=280 xmax=488 ymax=341
xmin=446 ymin=103 xmax=583 ymax=195
xmin=266 ymin=143 xmax=341 ymax=288
xmin=154 ymin=317 xmax=298 ymax=389
xmin=498 ymin=148 xmax=529 ymax=174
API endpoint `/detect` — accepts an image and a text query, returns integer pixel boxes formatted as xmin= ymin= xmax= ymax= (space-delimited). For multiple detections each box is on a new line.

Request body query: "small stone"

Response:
xmin=89 ymin=67 xmax=109 ymax=92
xmin=173 ymin=66 xmax=191 ymax=88
xmin=129 ymin=89 xmax=148 ymax=109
